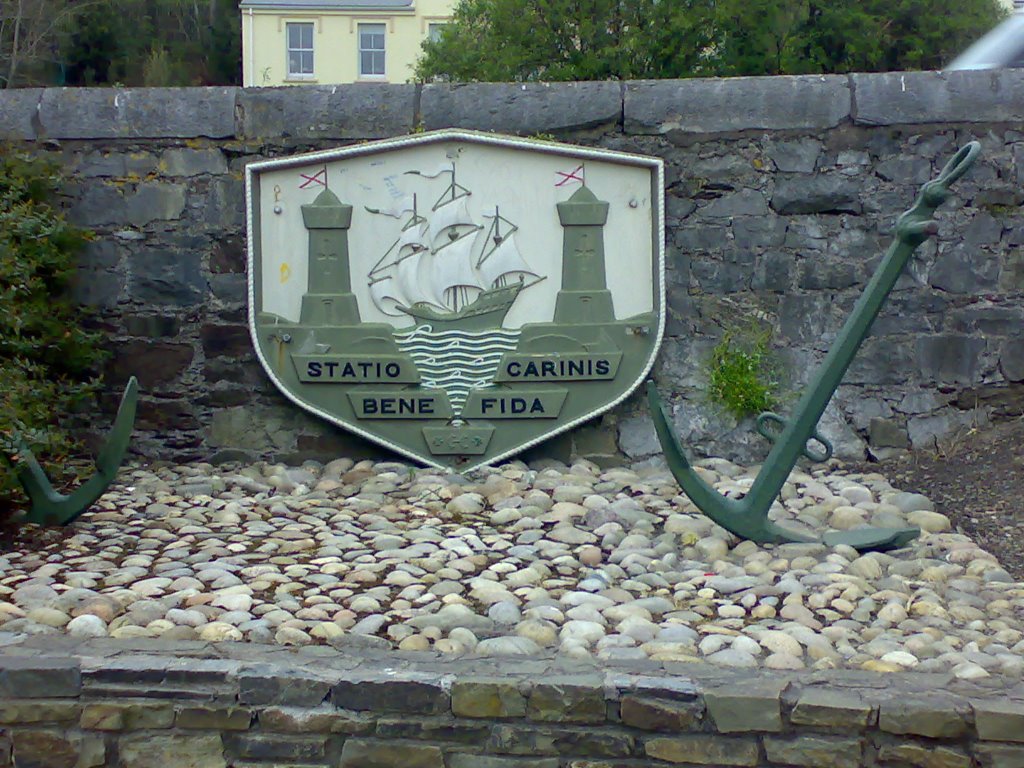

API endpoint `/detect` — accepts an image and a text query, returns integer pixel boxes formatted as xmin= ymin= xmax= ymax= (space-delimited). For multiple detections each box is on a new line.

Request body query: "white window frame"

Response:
xmin=358 ymin=22 xmax=387 ymax=79
xmin=286 ymin=21 xmax=315 ymax=80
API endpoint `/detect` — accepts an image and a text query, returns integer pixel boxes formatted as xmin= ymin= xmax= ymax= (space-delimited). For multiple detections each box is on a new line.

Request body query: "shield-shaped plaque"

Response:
xmin=246 ymin=131 xmax=664 ymax=471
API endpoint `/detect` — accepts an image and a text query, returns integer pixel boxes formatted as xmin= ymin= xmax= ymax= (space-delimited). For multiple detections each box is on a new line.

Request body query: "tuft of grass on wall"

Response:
xmin=705 ymin=323 xmax=779 ymax=422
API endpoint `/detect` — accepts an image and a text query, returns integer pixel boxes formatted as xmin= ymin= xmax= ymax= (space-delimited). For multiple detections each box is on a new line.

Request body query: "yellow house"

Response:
xmin=240 ymin=0 xmax=455 ymax=86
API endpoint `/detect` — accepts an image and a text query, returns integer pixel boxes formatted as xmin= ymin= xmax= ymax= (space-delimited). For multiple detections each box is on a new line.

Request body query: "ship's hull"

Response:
xmin=400 ymin=282 xmax=523 ymax=332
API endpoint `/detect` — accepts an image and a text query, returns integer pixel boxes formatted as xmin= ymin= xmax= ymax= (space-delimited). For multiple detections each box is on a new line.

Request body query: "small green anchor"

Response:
xmin=10 ymin=376 xmax=139 ymax=526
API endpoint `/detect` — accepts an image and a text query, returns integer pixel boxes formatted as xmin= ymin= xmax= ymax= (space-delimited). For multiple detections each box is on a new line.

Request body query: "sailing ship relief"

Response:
xmin=245 ymin=130 xmax=664 ymax=472
xmin=367 ymin=163 xmax=543 ymax=332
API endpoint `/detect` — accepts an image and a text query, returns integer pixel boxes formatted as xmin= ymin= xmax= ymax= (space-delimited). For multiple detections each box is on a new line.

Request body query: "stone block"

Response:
xmin=10 ymin=730 xmax=78 ymax=768
xmin=789 ymin=688 xmax=875 ymax=729
xmin=236 ymin=667 xmax=330 ymax=706
xmin=81 ymin=701 xmax=175 ymax=729
xmin=451 ymin=679 xmax=527 ymax=718
xmin=227 ymin=734 xmax=327 ymax=762
xmin=528 ymin=678 xmax=606 ymax=723
xmin=975 ymin=743 xmax=1024 ymax=768
xmin=852 ymin=70 xmax=1024 ymax=126
xmin=107 ymin=341 xmax=194 ymax=390
xmin=619 ymin=696 xmax=703 ymax=731
xmin=973 ymin=700 xmax=1024 ymax=743
xmin=126 ymin=182 xmax=190 ymax=227
xmin=260 ymin=706 xmax=374 ymax=734
xmin=703 ymin=683 xmax=784 ymax=733
xmin=332 ymin=675 xmax=450 ymax=715
xmin=202 ymin=177 xmax=245 ymax=231
xmin=123 ymin=315 xmax=183 ymax=338
xmin=0 ymin=657 xmax=81 ymax=698
xmin=72 ymin=268 xmax=124 ymax=307
xmin=879 ymin=699 xmax=969 ymax=739
xmin=766 ymin=137 xmax=822 ymax=173
xmin=645 ymin=735 xmax=759 ymax=765
xmin=625 ymin=75 xmax=850 ymax=135
xmin=137 ymin=399 xmax=201 ymax=432
xmin=762 ymin=735 xmax=863 ymax=768
xmin=0 ymin=700 xmax=79 ymax=724
xmin=771 ymin=174 xmax=862 ymax=215
xmin=237 ymin=85 xmax=414 ymax=140
xmin=339 ymin=739 xmax=444 ymax=768
xmin=999 ymin=340 xmax=1024 ymax=382
xmin=929 ymin=245 xmax=1000 ymax=294
xmin=177 ymin=706 xmax=253 ymax=730
xmin=118 ymin=733 xmax=227 ymax=768
xmin=36 ymin=87 xmax=237 ymax=139
xmin=916 ymin=335 xmax=986 ymax=386
xmin=448 ymin=756 xmax=558 ymax=768
xmin=161 ymin=148 xmax=229 ymax=177
xmin=209 ymin=274 xmax=247 ymax=304
xmin=0 ymin=88 xmax=43 ymax=140
xmin=868 ymin=418 xmax=909 ymax=450
xmin=488 ymin=725 xmax=633 ymax=757
xmin=876 ymin=742 xmax=970 ymax=768
xmin=421 ymin=81 xmax=620 ymax=133
xmin=200 ymin=324 xmax=253 ymax=358
xmin=698 ymin=189 xmax=768 ymax=219
xmin=375 ymin=716 xmax=491 ymax=744
xmin=128 ymin=248 xmax=206 ymax=307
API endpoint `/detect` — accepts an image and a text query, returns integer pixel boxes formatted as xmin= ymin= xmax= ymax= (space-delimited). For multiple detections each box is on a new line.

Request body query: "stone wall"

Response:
xmin=3 ymin=72 xmax=1024 ymax=466
xmin=0 ymin=640 xmax=1022 ymax=767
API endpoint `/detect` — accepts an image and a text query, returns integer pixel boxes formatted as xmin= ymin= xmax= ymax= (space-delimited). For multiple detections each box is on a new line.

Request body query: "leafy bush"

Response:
xmin=0 ymin=149 xmax=105 ymax=520
xmin=706 ymin=324 xmax=779 ymax=421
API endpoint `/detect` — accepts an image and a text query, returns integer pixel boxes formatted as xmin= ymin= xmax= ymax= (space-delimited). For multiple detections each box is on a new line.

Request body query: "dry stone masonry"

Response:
xmin=2 ymin=72 xmax=1023 ymax=466
xmin=0 ymin=641 xmax=1021 ymax=767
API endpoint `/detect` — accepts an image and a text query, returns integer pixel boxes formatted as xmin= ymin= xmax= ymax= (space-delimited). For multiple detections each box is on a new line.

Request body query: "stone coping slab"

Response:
xmin=3 ymin=69 xmax=1024 ymax=141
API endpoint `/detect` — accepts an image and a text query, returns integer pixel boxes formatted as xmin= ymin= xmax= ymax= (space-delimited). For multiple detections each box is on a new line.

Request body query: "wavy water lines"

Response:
xmin=394 ymin=325 xmax=521 ymax=415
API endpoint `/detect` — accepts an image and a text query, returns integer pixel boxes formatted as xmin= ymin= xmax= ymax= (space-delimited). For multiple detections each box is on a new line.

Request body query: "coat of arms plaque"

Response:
xmin=246 ymin=131 xmax=664 ymax=471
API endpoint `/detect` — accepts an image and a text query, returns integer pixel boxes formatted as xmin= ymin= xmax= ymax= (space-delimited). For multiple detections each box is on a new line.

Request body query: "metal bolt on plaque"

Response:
xmin=648 ymin=142 xmax=982 ymax=552
xmin=246 ymin=131 xmax=665 ymax=471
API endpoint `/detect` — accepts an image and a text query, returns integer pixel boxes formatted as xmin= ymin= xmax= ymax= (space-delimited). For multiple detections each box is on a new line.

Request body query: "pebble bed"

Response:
xmin=3 ymin=457 xmax=1022 ymax=679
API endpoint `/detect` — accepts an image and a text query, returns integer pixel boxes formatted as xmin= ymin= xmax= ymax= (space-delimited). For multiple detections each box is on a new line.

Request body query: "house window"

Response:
xmin=428 ymin=23 xmax=446 ymax=42
xmin=359 ymin=23 xmax=386 ymax=77
xmin=287 ymin=22 xmax=314 ymax=78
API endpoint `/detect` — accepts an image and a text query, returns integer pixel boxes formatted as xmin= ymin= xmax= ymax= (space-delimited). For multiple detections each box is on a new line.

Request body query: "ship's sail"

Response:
xmin=366 ymin=172 xmax=542 ymax=319
xmin=429 ymin=196 xmax=476 ymax=246
xmin=369 ymin=277 xmax=406 ymax=316
xmin=477 ymin=234 xmax=536 ymax=287
xmin=434 ymin=233 xmax=486 ymax=309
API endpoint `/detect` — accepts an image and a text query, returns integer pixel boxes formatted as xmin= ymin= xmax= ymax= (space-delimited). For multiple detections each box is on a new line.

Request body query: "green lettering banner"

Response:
xmin=493 ymin=353 xmax=622 ymax=382
xmin=348 ymin=389 xmax=453 ymax=419
xmin=293 ymin=355 xmax=420 ymax=383
xmin=461 ymin=389 xmax=567 ymax=419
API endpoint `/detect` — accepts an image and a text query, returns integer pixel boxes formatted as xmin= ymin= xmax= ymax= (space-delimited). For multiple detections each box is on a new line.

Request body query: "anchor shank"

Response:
xmin=745 ymin=235 xmax=921 ymax=508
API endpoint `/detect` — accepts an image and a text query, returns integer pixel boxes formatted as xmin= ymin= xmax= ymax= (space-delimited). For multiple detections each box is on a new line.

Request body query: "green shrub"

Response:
xmin=0 ymin=148 xmax=106 ymax=520
xmin=706 ymin=324 xmax=779 ymax=421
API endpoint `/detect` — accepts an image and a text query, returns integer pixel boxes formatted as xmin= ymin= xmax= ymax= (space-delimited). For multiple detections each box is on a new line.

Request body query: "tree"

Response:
xmin=0 ymin=0 xmax=102 ymax=87
xmin=62 ymin=0 xmax=241 ymax=87
xmin=416 ymin=0 xmax=1006 ymax=82
xmin=416 ymin=0 xmax=718 ymax=82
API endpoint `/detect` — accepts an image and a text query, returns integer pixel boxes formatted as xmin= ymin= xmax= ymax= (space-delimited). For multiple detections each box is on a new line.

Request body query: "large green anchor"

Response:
xmin=648 ymin=142 xmax=981 ymax=552
xmin=11 ymin=376 xmax=139 ymax=526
